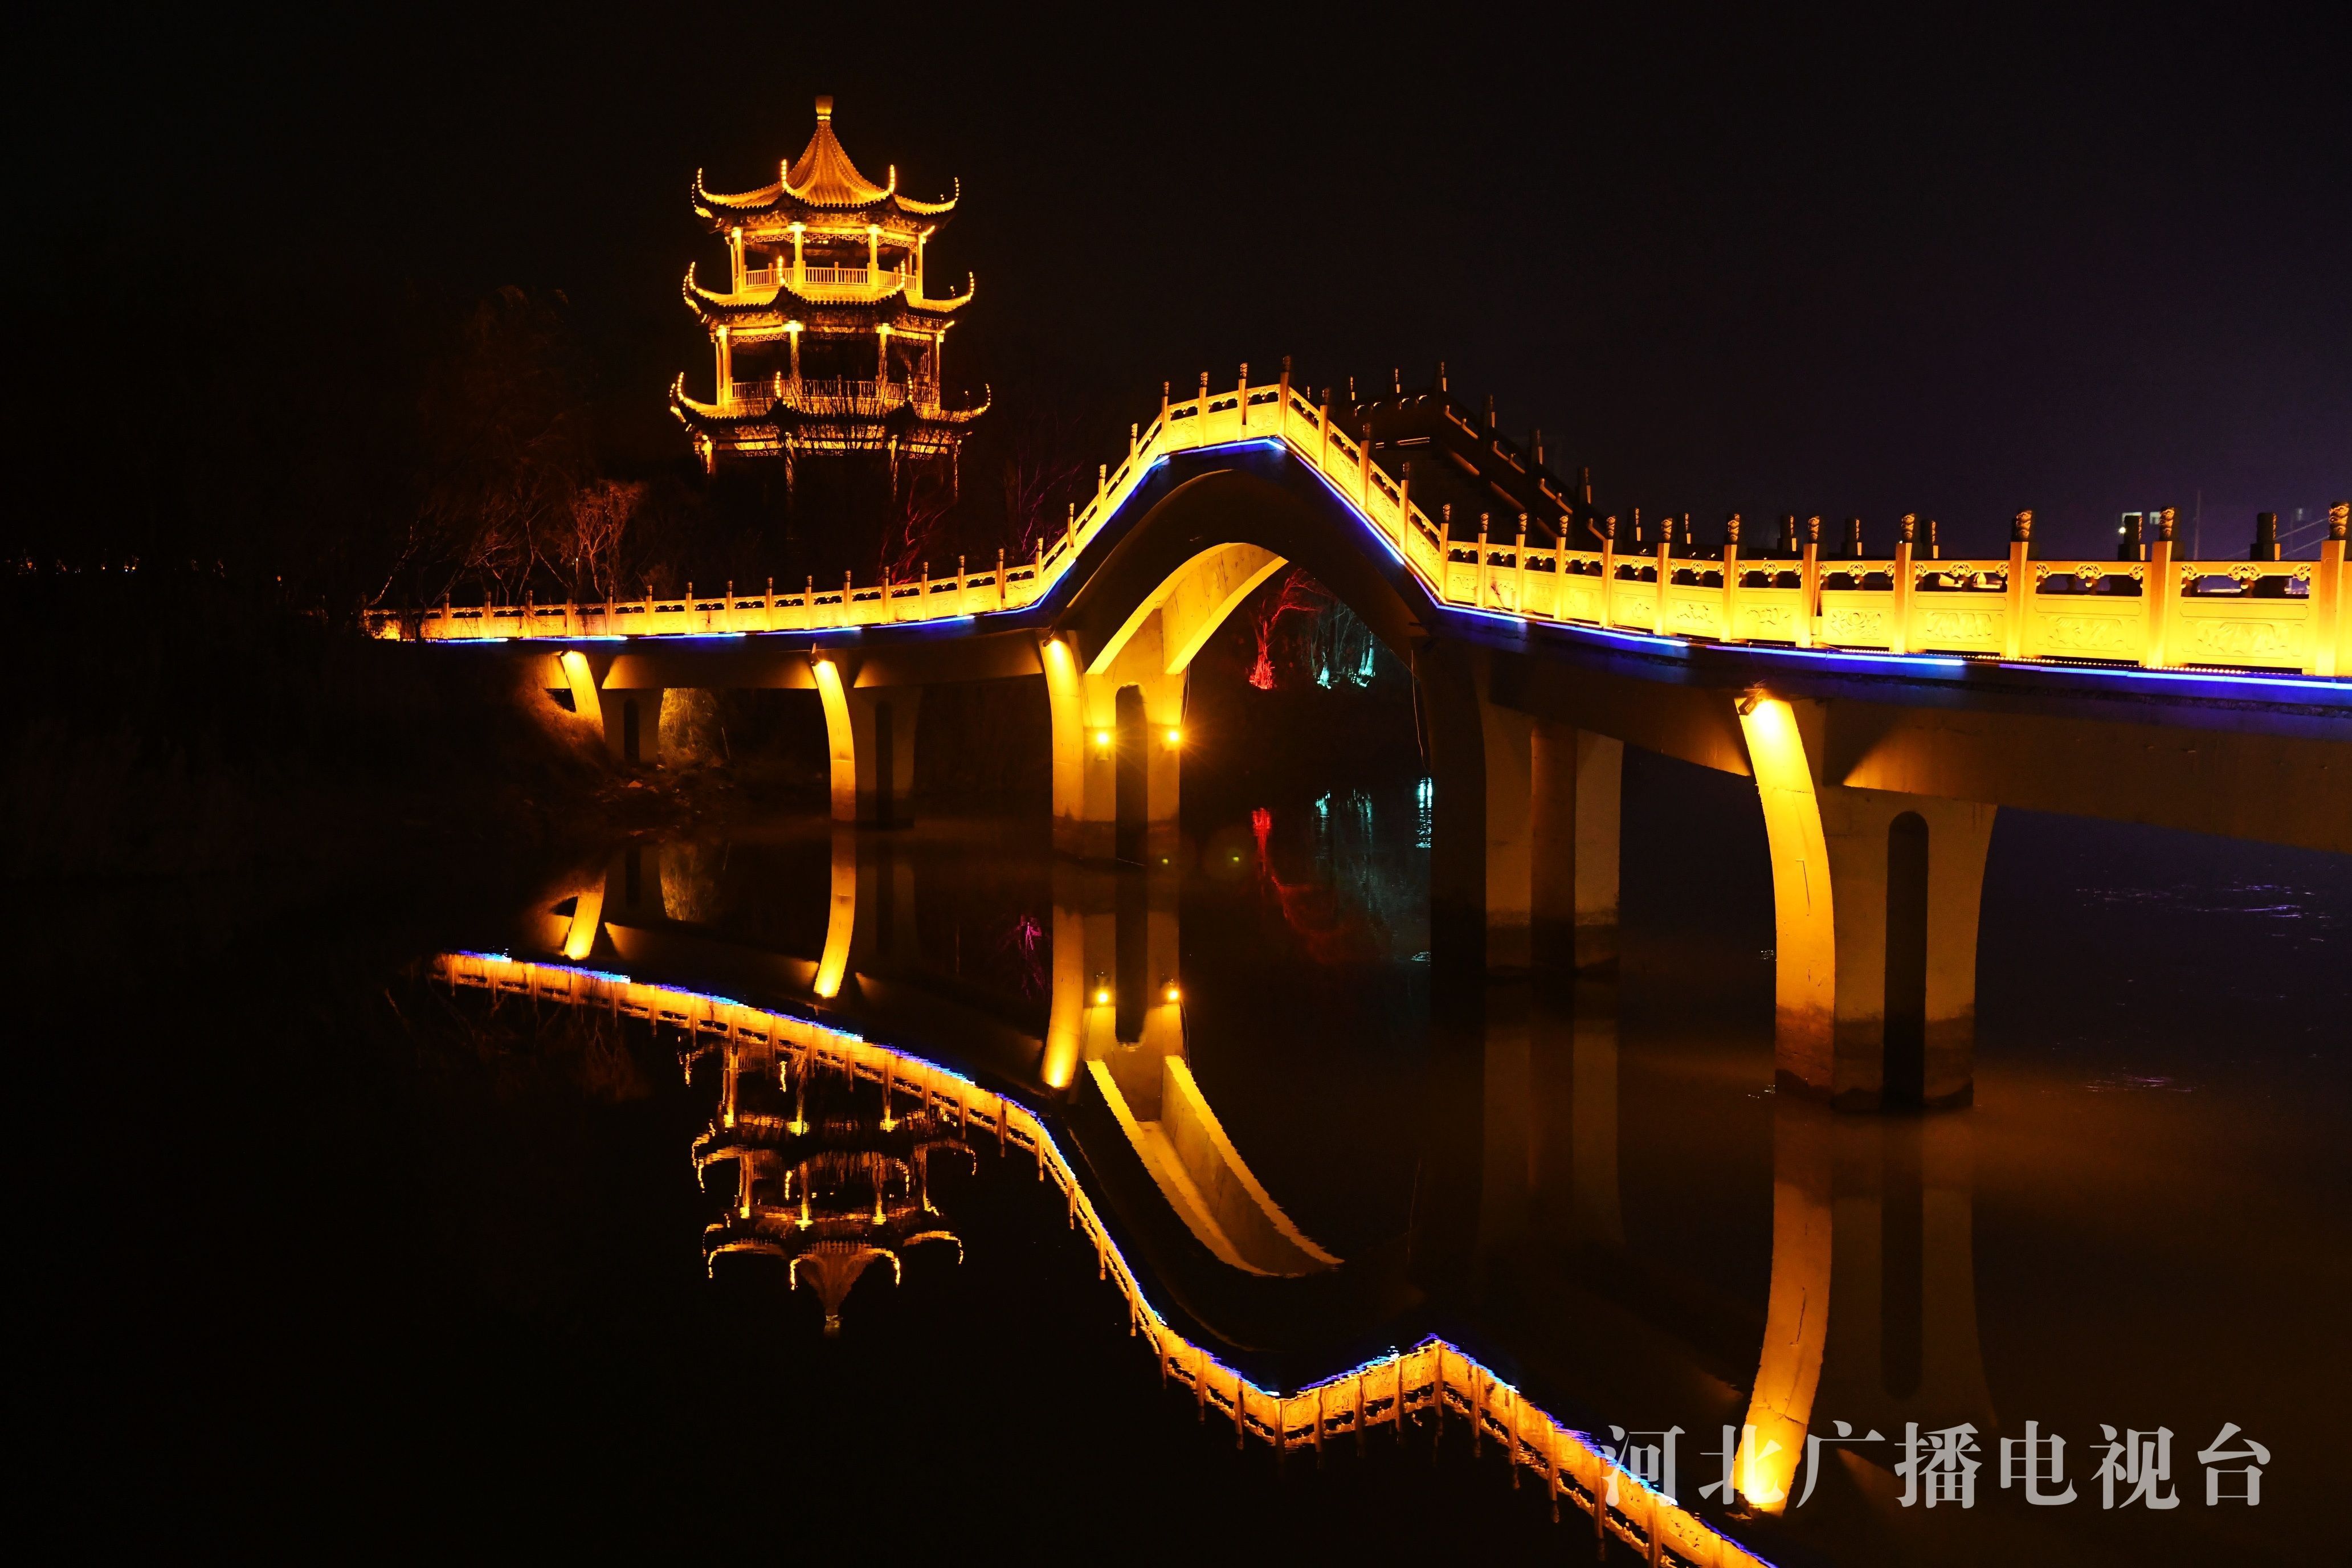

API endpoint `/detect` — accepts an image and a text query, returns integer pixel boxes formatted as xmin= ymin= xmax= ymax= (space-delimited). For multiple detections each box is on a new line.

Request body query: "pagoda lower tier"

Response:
xmin=671 ymin=373 xmax=985 ymax=465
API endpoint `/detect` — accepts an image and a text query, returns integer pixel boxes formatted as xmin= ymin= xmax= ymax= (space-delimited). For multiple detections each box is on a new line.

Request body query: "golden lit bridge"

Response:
xmin=382 ymin=370 xmax=2352 ymax=1117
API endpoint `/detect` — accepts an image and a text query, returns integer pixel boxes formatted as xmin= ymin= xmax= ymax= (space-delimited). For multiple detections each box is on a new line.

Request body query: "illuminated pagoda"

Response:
xmin=691 ymin=1031 xmax=970 ymax=1334
xmin=671 ymin=96 xmax=985 ymax=483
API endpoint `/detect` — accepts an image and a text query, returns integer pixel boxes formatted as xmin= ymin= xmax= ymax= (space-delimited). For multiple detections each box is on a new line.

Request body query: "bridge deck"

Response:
xmin=380 ymin=376 xmax=2350 ymax=683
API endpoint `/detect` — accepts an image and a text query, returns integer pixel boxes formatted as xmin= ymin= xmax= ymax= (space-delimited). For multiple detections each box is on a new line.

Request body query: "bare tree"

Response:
xmin=407 ymin=287 xmax=597 ymax=603
xmin=565 ymin=479 xmax=644 ymax=602
xmin=997 ymin=403 xmax=1093 ymax=563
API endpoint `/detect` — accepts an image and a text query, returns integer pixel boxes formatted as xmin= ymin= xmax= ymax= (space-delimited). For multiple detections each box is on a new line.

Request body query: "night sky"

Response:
xmin=18 ymin=5 xmax=2349 ymax=561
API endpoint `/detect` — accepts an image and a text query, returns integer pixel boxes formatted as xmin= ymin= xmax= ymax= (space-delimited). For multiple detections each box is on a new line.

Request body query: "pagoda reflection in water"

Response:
xmin=685 ymin=1022 xmax=971 ymax=1333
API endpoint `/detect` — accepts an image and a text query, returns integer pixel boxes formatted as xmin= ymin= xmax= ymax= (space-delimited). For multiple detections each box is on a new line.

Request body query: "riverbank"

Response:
xmin=1 ymin=575 xmax=700 ymax=947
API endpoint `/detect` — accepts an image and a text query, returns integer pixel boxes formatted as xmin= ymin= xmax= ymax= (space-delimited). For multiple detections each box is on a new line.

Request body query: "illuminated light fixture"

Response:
xmin=1162 ymin=983 xmax=1182 ymax=1004
xmin=1163 ymin=728 xmax=1183 ymax=745
xmin=1093 ymin=987 xmax=1112 ymax=1006
xmin=1092 ymin=729 xmax=1113 ymax=749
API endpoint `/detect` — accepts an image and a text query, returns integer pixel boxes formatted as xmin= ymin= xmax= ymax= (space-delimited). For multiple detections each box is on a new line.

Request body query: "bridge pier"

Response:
xmin=1734 ymin=1099 xmax=1996 ymax=1510
xmin=1428 ymin=645 xmax=1624 ymax=975
xmin=1534 ymin=728 xmax=1624 ymax=971
xmin=602 ymin=688 xmax=659 ymax=765
xmin=1043 ymin=626 xmax=1184 ymax=863
xmin=1739 ymin=696 xmax=1994 ymax=1110
xmin=814 ymin=658 xmax=922 ymax=826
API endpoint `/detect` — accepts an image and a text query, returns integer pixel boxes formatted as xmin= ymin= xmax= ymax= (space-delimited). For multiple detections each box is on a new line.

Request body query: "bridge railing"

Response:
xmin=377 ymin=380 xmax=2349 ymax=678
xmin=438 ymin=950 xmax=1774 ymax=1568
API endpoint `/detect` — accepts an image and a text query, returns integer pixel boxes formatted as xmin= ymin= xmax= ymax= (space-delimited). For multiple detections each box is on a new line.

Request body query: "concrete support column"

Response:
xmin=1528 ymin=977 xmax=1627 ymax=1250
xmin=814 ymin=828 xmax=856 ymax=999
xmin=1479 ymin=693 xmax=1536 ymax=971
xmin=1047 ymin=859 xmax=1182 ymax=1100
xmin=852 ymin=833 xmax=921 ymax=963
xmin=1735 ymin=1100 xmax=1833 ymax=1513
xmin=602 ymin=688 xmax=660 ymax=765
xmin=1737 ymin=1102 xmax=1996 ymax=1511
xmin=1043 ymin=625 xmax=1185 ymax=863
xmin=824 ymin=684 xmax=920 ymax=828
xmin=1428 ymin=645 xmax=1618 ymax=977
xmin=1420 ymin=641 xmax=1493 ymax=975
xmin=1738 ymin=695 xmax=1995 ymax=1110
xmin=1530 ymin=725 xmax=1623 ymax=971
xmin=1818 ymin=785 xmax=1996 ymax=1109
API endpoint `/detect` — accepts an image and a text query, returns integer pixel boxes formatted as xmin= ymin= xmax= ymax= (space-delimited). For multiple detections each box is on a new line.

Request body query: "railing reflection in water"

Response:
xmin=437 ymin=949 xmax=1773 ymax=1568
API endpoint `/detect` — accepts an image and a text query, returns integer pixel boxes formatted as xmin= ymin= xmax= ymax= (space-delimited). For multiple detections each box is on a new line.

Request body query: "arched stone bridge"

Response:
xmin=386 ymin=373 xmax=2352 ymax=1113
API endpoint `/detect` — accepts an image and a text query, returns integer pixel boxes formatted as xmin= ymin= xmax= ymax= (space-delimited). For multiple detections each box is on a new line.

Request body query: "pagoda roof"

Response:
xmin=693 ymin=97 xmax=959 ymax=227
xmin=680 ymin=262 xmax=974 ymax=327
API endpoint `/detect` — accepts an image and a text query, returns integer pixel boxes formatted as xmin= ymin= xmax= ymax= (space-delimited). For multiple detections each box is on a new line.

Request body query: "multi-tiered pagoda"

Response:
xmin=693 ymin=1031 xmax=970 ymax=1335
xmin=671 ymin=96 xmax=985 ymax=482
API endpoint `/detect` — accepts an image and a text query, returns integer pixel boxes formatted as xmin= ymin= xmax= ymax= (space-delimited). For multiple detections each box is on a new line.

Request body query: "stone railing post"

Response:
xmin=1599 ymin=513 xmax=1617 ymax=627
xmin=2315 ymin=503 xmax=2349 ymax=677
xmin=1799 ymin=516 xmax=1820 ymax=649
xmin=997 ymin=548 xmax=1008 ymax=611
xmin=2003 ymin=512 xmax=2032 ymax=660
xmin=1721 ymin=512 xmax=1743 ymax=640
xmin=1655 ymin=522 xmax=1673 ymax=636
xmin=1236 ymin=362 xmax=1249 ymax=429
xmin=1890 ymin=514 xmax=1916 ymax=655
xmin=2143 ymin=508 xmax=2175 ymax=668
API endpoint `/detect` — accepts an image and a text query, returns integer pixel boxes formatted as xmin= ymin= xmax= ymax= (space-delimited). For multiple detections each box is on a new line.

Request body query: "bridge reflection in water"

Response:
xmin=439 ymin=946 xmax=1770 ymax=1568
xmin=435 ymin=798 xmax=2113 ymax=1566
xmin=432 ymin=799 xmax=2342 ymax=1568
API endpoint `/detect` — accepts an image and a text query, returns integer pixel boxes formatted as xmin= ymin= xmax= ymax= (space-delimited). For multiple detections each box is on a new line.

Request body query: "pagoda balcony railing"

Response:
xmin=736 ymin=263 xmax=899 ymax=296
xmin=721 ymin=375 xmax=953 ymax=418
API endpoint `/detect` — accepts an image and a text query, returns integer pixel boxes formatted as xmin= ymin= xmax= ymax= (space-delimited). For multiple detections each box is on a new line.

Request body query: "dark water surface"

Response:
xmin=27 ymin=761 xmax=2348 ymax=1564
